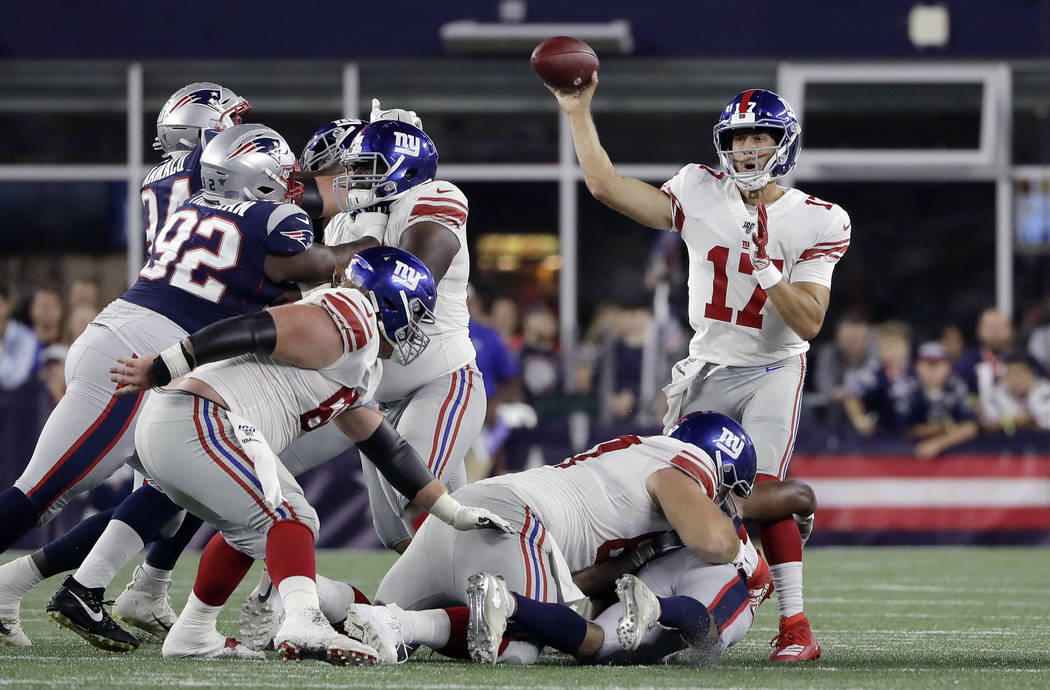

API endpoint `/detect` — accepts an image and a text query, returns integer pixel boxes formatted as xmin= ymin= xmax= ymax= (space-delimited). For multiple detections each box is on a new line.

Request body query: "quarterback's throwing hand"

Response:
xmin=749 ymin=202 xmax=771 ymax=271
xmin=110 ymin=354 xmax=159 ymax=395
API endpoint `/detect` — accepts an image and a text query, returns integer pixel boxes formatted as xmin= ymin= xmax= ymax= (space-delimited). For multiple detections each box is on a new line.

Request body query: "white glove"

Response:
xmin=370 ymin=98 xmax=423 ymax=130
xmin=429 ymin=493 xmax=513 ymax=534
xmin=730 ymin=537 xmax=760 ymax=578
xmin=353 ymin=211 xmax=389 ymax=243
xmin=324 ymin=213 xmax=368 ymax=245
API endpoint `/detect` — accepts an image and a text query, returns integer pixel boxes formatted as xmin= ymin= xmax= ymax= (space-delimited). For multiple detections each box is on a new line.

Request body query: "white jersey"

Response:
xmin=188 ymin=287 xmax=382 ymax=453
xmin=374 ymin=180 xmax=475 ymax=401
xmin=662 ymin=164 xmax=851 ymax=366
xmin=484 ymin=434 xmax=721 ymax=572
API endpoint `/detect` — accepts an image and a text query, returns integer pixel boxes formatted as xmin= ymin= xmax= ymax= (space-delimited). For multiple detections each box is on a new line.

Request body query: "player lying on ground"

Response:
xmin=53 ymin=246 xmax=511 ymax=666
xmin=547 ymin=74 xmax=846 ymax=661
xmin=342 ymin=411 xmax=772 ymax=665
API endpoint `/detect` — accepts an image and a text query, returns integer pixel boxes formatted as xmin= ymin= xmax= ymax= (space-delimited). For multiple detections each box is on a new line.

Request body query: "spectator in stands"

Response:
xmin=38 ymin=343 xmax=68 ymax=405
xmin=592 ymin=303 xmax=652 ymax=422
xmin=517 ymin=303 xmax=562 ymax=404
xmin=842 ymin=320 xmax=913 ymax=435
xmin=953 ymin=307 xmax=1014 ymax=419
xmin=812 ymin=314 xmax=876 ymax=427
xmin=67 ymin=278 xmax=101 ymax=312
xmin=28 ymin=286 xmax=63 ymax=348
xmin=902 ymin=341 xmax=979 ymax=459
xmin=489 ymin=296 xmax=520 ymax=351
xmin=938 ymin=322 xmax=966 ymax=367
xmin=64 ymin=305 xmax=97 ymax=344
xmin=980 ymin=349 xmax=1050 ymax=433
xmin=0 ymin=287 xmax=40 ymax=391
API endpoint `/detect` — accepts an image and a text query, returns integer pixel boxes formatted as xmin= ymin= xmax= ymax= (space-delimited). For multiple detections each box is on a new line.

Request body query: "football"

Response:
xmin=530 ymin=36 xmax=599 ymax=91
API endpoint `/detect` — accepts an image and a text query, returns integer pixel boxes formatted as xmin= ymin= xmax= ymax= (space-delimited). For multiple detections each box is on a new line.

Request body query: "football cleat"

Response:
xmin=162 ymin=628 xmax=264 ymax=660
xmin=769 ymin=612 xmax=822 ymax=662
xmin=344 ymin=603 xmax=409 ymax=665
xmin=238 ymin=583 xmax=282 ymax=651
xmin=274 ymin=607 xmax=377 ymax=666
xmin=465 ymin=572 xmax=514 ymax=664
xmin=112 ymin=564 xmax=177 ymax=640
xmin=614 ymin=574 xmax=662 ymax=651
xmin=47 ymin=576 xmax=140 ymax=652
xmin=0 ymin=614 xmax=31 ymax=647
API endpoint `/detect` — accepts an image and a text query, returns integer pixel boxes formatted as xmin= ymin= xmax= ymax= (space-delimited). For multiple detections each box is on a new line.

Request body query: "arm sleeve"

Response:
xmin=790 ymin=207 xmax=851 ymax=287
xmin=404 ymin=183 xmax=469 ymax=238
xmin=355 ymin=418 xmax=435 ymax=500
xmin=185 ymin=310 xmax=278 ymax=366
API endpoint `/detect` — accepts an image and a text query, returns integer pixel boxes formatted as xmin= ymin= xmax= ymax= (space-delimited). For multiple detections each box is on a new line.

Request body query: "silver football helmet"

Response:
xmin=199 ymin=124 xmax=303 ymax=204
xmin=155 ymin=82 xmax=252 ymax=156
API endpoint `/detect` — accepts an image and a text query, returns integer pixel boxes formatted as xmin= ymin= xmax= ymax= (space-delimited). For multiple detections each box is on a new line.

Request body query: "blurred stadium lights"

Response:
xmin=440 ymin=19 xmax=634 ymax=55
xmin=908 ymin=4 xmax=950 ymax=49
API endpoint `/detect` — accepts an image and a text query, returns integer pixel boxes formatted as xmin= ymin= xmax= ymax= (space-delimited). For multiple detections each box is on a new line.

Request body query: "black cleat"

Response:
xmin=47 ymin=576 xmax=140 ymax=652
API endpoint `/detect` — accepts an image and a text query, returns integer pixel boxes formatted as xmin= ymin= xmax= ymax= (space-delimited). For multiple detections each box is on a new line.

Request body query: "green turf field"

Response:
xmin=1 ymin=547 xmax=1048 ymax=689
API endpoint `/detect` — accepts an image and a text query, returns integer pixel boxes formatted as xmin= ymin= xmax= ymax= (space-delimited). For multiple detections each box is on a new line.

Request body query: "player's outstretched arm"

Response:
xmin=647 ymin=468 xmax=759 ymax=577
xmin=334 ymin=407 xmax=513 ymax=534
xmin=549 ymin=75 xmax=673 ymax=231
xmin=110 ymin=303 xmax=346 ymax=394
xmin=264 ymin=238 xmax=379 ymax=286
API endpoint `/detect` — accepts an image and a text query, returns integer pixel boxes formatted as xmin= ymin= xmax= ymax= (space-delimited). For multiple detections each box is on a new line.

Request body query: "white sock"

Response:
xmin=74 ymin=520 xmax=145 ymax=590
xmin=769 ymin=561 xmax=804 ymax=618
xmin=141 ymin=563 xmax=172 ymax=583
xmin=0 ymin=556 xmax=44 ymax=611
xmin=316 ymin=575 xmax=355 ymax=624
xmin=277 ymin=575 xmax=319 ymax=616
xmin=396 ymin=607 xmax=451 ymax=649
xmin=251 ymin=569 xmax=272 ymax=597
xmin=176 ymin=592 xmax=222 ymax=634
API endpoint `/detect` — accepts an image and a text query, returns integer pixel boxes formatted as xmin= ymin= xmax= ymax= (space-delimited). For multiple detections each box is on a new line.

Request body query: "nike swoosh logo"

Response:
xmin=766 ymin=365 xmax=785 ymax=372
xmin=0 ymin=620 xmax=11 ymax=635
xmin=843 ymin=224 xmax=851 ymax=232
xmin=257 ymin=583 xmax=274 ymax=603
xmin=152 ymin=614 xmax=172 ymax=632
xmin=71 ymin=591 xmax=103 ymax=623
xmin=436 ymin=186 xmax=454 ymax=194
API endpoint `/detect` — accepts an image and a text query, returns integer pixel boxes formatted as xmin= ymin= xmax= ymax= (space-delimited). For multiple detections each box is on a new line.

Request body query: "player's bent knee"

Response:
xmin=786 ymin=479 xmax=817 ymax=515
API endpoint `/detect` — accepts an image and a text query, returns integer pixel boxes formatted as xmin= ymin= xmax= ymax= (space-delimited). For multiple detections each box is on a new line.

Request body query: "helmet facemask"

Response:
xmin=713 ymin=124 xmax=798 ymax=192
xmin=369 ymin=289 xmax=436 ymax=366
xmin=334 ymin=151 xmax=401 ymax=212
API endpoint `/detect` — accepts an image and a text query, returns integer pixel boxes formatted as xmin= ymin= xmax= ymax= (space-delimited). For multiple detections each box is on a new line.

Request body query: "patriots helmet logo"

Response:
xmin=171 ymin=88 xmax=221 ymax=112
xmin=228 ymin=136 xmax=285 ymax=163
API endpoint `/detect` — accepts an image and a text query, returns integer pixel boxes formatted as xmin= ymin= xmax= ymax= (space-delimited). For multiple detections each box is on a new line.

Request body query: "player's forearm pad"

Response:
xmin=299 ymin=179 xmax=325 ymax=219
xmin=186 ymin=310 xmax=278 ymax=367
xmin=355 ymin=418 xmax=435 ymax=500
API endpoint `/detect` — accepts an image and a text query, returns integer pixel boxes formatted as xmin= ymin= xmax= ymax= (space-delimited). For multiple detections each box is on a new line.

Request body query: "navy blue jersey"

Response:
xmin=141 ymin=146 xmax=204 ymax=256
xmin=122 ymin=192 xmax=314 ymax=332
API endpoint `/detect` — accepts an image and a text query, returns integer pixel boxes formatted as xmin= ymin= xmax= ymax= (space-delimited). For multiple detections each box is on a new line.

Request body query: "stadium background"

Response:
xmin=1 ymin=0 xmax=1049 ymax=554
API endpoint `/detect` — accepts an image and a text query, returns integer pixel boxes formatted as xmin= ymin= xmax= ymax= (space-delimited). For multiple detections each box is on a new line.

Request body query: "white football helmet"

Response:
xmin=199 ymin=124 xmax=303 ymax=204
xmin=155 ymin=82 xmax=252 ymax=156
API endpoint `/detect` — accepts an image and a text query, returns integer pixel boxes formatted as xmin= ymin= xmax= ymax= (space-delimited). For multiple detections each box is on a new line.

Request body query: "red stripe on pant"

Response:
xmin=519 ymin=509 xmax=534 ymax=599
xmin=774 ymin=354 xmax=806 ymax=479
xmin=192 ymin=397 xmax=279 ymax=523
xmin=27 ymin=390 xmax=145 ymax=510
xmin=427 ymin=372 xmax=459 ymax=470
xmin=434 ymin=368 xmax=474 ymax=478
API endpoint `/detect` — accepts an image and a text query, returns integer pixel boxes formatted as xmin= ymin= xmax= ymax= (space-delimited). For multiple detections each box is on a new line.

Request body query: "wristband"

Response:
xmin=730 ymin=537 xmax=760 ymax=578
xmin=428 ymin=493 xmax=460 ymax=525
xmin=753 ymin=263 xmax=783 ymax=291
xmin=158 ymin=341 xmax=193 ymax=381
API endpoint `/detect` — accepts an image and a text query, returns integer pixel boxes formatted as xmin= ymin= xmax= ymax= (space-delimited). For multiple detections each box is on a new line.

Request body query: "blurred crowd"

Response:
xmin=4 ymin=273 xmax=1050 ymax=475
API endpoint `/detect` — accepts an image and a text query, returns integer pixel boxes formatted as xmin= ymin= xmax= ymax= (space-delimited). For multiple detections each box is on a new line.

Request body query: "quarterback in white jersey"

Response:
xmin=550 ymin=80 xmax=842 ymax=662
xmin=111 ymin=247 xmax=511 ymax=665
xmin=343 ymin=412 xmax=766 ymax=665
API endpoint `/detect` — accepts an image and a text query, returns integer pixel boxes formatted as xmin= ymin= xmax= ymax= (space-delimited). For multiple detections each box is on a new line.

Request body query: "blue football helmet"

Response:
xmin=334 ymin=120 xmax=438 ymax=212
xmin=667 ymin=411 xmax=757 ymax=500
xmin=344 ymin=246 xmax=437 ymax=365
xmin=712 ymin=89 xmax=801 ymax=191
xmin=299 ymin=118 xmax=367 ymax=174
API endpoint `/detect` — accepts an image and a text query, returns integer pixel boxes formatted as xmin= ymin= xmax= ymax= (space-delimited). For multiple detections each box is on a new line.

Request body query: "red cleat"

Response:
xmin=769 ymin=612 xmax=821 ymax=662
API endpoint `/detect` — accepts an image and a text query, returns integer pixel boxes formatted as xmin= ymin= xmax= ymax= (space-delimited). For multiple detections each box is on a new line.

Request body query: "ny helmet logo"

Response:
xmin=715 ymin=428 xmax=745 ymax=459
xmin=392 ymin=260 xmax=424 ymax=290
xmin=393 ymin=131 xmax=421 ymax=157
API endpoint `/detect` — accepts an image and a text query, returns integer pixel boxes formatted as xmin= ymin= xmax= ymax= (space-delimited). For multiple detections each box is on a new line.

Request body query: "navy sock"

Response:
xmin=657 ymin=595 xmax=712 ymax=646
xmin=146 ymin=514 xmax=204 ymax=571
xmin=40 ymin=508 xmax=116 ymax=576
xmin=0 ymin=487 xmax=42 ymax=553
xmin=112 ymin=485 xmax=184 ymax=543
xmin=510 ymin=593 xmax=587 ymax=656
